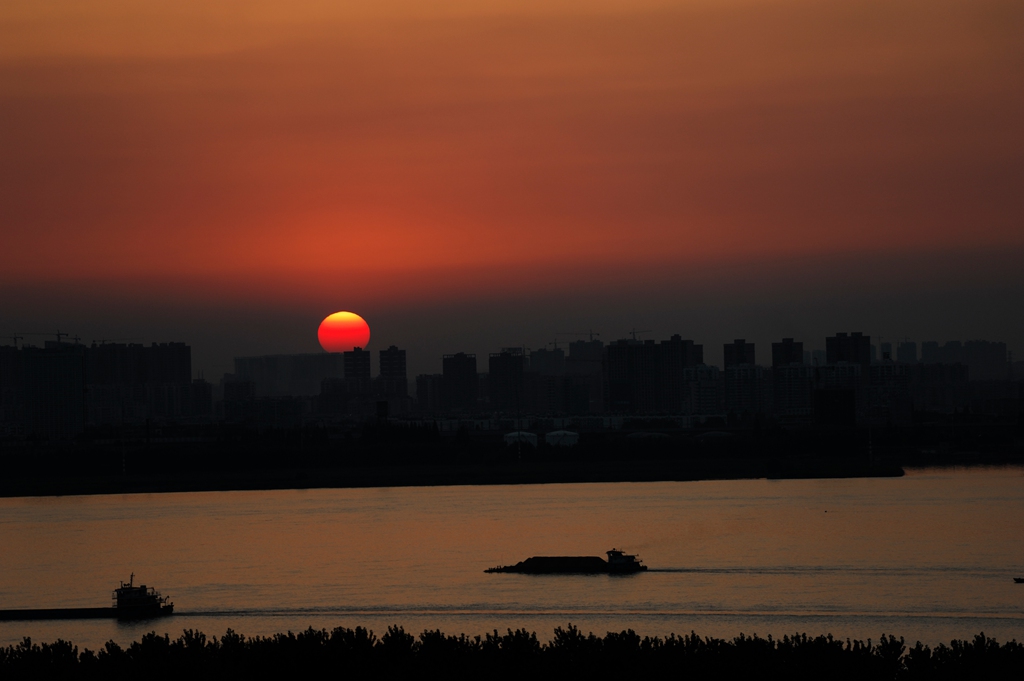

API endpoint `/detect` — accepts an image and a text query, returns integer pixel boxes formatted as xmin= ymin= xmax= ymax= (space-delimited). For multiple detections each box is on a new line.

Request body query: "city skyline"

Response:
xmin=2 ymin=321 xmax=1021 ymax=382
xmin=1 ymin=327 xmax=1016 ymax=440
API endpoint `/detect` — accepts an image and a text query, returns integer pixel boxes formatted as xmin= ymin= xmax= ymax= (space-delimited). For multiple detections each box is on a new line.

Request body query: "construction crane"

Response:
xmin=14 ymin=331 xmax=81 ymax=345
xmin=628 ymin=328 xmax=653 ymax=341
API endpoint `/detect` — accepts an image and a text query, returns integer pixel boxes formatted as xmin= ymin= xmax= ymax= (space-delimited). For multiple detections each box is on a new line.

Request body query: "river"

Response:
xmin=1 ymin=467 xmax=1021 ymax=649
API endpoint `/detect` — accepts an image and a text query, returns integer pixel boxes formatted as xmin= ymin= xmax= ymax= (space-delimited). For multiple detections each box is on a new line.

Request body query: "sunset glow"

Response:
xmin=1 ymin=0 xmax=1021 ymax=374
xmin=318 ymin=311 xmax=371 ymax=353
xmin=1 ymin=0 xmax=1021 ymax=304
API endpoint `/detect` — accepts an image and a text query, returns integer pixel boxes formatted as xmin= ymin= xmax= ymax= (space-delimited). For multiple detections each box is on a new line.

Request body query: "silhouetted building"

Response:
xmin=530 ymin=347 xmax=565 ymax=376
xmin=868 ymin=362 xmax=912 ymax=424
xmin=605 ymin=339 xmax=658 ymax=413
xmin=658 ymin=335 xmax=703 ymax=413
xmin=721 ymin=340 xmax=764 ymax=419
xmin=826 ymin=332 xmax=870 ymax=366
xmin=816 ymin=362 xmax=865 ymax=424
xmin=87 ymin=341 xmax=191 ymax=386
xmin=682 ymin=365 xmax=723 ymax=417
xmin=489 ymin=349 xmax=524 ymax=413
xmin=567 ymin=339 xmax=604 ymax=365
xmin=341 ymin=346 xmax=369 ymax=391
xmin=565 ymin=340 xmax=604 ymax=413
xmin=724 ymin=364 xmax=768 ymax=419
xmin=0 ymin=345 xmax=21 ymax=432
xmin=85 ymin=342 xmax=206 ymax=424
xmin=443 ymin=352 xmax=478 ymax=413
xmin=523 ymin=371 xmax=563 ymax=415
xmin=939 ymin=341 xmax=964 ymax=364
xmin=234 ymin=353 xmax=343 ymax=397
xmin=724 ymin=339 xmax=755 ymax=368
xmin=21 ymin=343 xmax=86 ymax=439
xmin=897 ymin=341 xmax=917 ymax=364
xmin=0 ymin=340 xmax=203 ymax=433
xmin=602 ymin=335 xmax=707 ymax=414
xmin=773 ymin=364 xmax=815 ymax=423
xmin=771 ymin=338 xmax=803 ymax=368
xmin=375 ymin=345 xmax=410 ymax=414
xmin=223 ymin=378 xmax=256 ymax=423
xmin=377 ymin=345 xmax=408 ymax=397
xmin=964 ymin=340 xmax=1009 ymax=380
xmin=918 ymin=340 xmax=1007 ymax=380
xmin=189 ymin=379 xmax=213 ymax=419
xmin=415 ymin=374 xmax=444 ymax=414
xmin=343 ymin=347 xmax=371 ymax=381
xmin=910 ymin=363 xmax=969 ymax=413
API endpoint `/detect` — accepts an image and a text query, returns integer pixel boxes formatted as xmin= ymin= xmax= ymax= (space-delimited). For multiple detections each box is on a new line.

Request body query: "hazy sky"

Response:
xmin=2 ymin=0 xmax=1022 ymax=377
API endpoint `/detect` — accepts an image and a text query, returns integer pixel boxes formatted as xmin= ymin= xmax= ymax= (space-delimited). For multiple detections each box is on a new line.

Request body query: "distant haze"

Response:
xmin=1 ymin=1 xmax=1022 ymax=378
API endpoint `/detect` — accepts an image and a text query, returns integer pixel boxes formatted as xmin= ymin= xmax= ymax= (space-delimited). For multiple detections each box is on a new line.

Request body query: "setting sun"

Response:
xmin=317 ymin=311 xmax=371 ymax=353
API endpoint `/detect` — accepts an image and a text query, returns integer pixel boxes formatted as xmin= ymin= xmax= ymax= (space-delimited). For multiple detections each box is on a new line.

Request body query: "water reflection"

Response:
xmin=1 ymin=467 xmax=1021 ymax=648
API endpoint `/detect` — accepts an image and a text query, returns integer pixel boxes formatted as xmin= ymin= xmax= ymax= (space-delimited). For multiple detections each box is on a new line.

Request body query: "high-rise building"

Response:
xmin=343 ymin=347 xmax=371 ymax=381
xmin=724 ymin=339 xmax=755 ymax=368
xmin=896 ymin=341 xmax=917 ymax=364
xmin=565 ymin=339 xmax=604 ymax=414
xmin=340 ymin=347 xmax=371 ymax=403
xmin=443 ymin=352 xmax=478 ymax=413
xmin=964 ymin=340 xmax=1008 ymax=380
xmin=234 ymin=352 xmax=343 ymax=397
xmin=488 ymin=349 xmax=523 ymax=413
xmin=530 ymin=347 xmax=565 ymax=376
xmin=771 ymin=338 xmax=803 ymax=367
xmin=658 ymin=335 xmax=703 ymax=412
xmin=773 ymin=364 xmax=815 ymax=423
xmin=682 ymin=364 xmax=723 ymax=417
xmin=826 ymin=332 xmax=871 ymax=366
xmin=605 ymin=339 xmax=659 ymax=413
xmin=21 ymin=343 xmax=86 ymax=439
xmin=378 ymin=345 xmax=408 ymax=397
xmin=415 ymin=374 xmax=444 ymax=414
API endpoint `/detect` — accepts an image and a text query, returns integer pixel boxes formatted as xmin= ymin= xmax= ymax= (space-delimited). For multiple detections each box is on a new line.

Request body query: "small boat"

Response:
xmin=486 ymin=549 xmax=647 ymax=575
xmin=1014 ymin=577 xmax=1024 ymax=584
xmin=113 ymin=574 xmax=174 ymax=620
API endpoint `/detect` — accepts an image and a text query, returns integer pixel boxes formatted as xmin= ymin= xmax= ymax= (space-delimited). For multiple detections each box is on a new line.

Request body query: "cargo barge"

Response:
xmin=0 ymin=574 xmax=173 ymax=621
xmin=486 ymin=548 xmax=647 ymax=574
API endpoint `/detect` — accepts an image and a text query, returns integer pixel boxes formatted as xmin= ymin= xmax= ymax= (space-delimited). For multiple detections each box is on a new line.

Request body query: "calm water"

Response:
xmin=1 ymin=467 xmax=1022 ymax=649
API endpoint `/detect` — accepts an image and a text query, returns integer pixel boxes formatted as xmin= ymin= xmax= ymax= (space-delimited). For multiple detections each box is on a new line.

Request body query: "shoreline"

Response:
xmin=0 ymin=458 xmax=905 ymax=498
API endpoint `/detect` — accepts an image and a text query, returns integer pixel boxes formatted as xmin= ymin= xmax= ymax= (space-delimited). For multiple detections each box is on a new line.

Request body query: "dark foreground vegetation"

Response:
xmin=2 ymin=625 xmax=1022 ymax=680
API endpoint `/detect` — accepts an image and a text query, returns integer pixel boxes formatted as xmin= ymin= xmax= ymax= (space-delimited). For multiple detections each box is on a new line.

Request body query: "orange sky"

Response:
xmin=1 ymin=0 xmax=1023 ymax=375
xmin=2 ymin=0 xmax=1022 ymax=300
